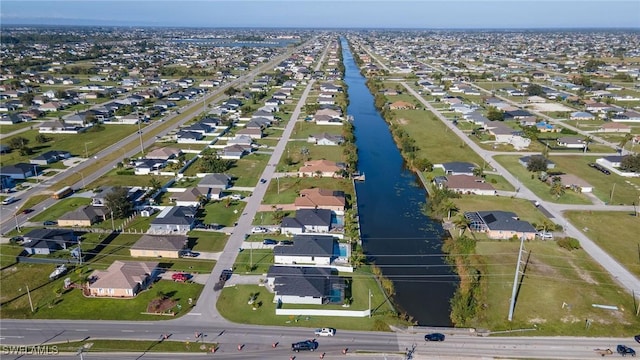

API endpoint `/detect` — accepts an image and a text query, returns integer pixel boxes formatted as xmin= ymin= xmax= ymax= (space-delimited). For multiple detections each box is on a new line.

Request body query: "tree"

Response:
xmin=583 ymin=136 xmax=592 ymax=153
xmin=527 ymin=155 xmax=548 ymax=173
xmin=148 ymin=177 xmax=162 ymax=193
xmin=453 ymin=215 xmax=471 ymax=236
xmin=9 ymin=136 xmax=29 ymax=150
xmin=441 ymin=200 xmax=458 ymax=220
xmin=20 ymin=92 xmax=34 ymax=106
xmin=413 ymin=158 xmax=433 ymax=172
xmin=618 ymin=133 xmax=633 ymax=154
xmin=486 ymin=107 xmax=504 ymax=121
xmin=198 ymin=154 xmax=233 ymax=173
xmin=223 ymin=86 xmax=238 ymax=96
xmin=620 ymin=154 xmax=640 ymax=172
xmin=526 ymin=84 xmax=544 ymax=96
xmin=35 ymin=134 xmax=49 ymax=144
xmin=472 ymin=166 xmax=485 ymax=178
xmin=105 ymin=186 xmax=133 ymax=218
xmin=549 ymin=177 xmax=565 ymax=199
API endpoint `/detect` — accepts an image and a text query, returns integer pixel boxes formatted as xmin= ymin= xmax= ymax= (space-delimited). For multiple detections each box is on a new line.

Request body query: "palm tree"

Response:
xmin=441 ymin=200 xmax=458 ymax=220
xmin=583 ymin=136 xmax=592 ymax=153
xmin=618 ymin=133 xmax=633 ymax=155
xmin=453 ymin=214 xmax=471 ymax=236
xmin=550 ymin=177 xmax=565 ymax=199
xmin=472 ymin=166 xmax=485 ymax=178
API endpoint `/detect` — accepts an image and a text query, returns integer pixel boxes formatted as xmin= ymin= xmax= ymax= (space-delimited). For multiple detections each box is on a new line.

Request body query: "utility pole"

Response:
xmin=137 ymin=109 xmax=144 ymax=157
xmin=508 ymin=235 xmax=526 ymax=321
xmin=26 ymin=284 xmax=34 ymax=312
xmin=610 ymin=183 xmax=616 ymax=204
xmin=368 ymin=288 xmax=372 ymax=318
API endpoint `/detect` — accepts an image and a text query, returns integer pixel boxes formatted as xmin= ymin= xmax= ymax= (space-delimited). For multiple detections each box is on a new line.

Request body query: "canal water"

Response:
xmin=341 ymin=38 xmax=457 ymax=326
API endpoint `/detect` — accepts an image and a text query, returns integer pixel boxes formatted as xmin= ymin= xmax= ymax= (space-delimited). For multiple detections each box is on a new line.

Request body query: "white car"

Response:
xmin=251 ymin=227 xmax=268 ymax=234
xmin=314 ymin=328 xmax=336 ymax=337
xmin=537 ymin=231 xmax=554 ymax=240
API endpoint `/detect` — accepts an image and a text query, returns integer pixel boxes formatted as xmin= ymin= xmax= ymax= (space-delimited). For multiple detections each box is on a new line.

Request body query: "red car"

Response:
xmin=22 ymin=208 xmax=34 ymax=214
xmin=171 ymin=273 xmax=189 ymax=282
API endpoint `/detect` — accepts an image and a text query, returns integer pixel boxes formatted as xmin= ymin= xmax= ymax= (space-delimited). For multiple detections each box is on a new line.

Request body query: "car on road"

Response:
xmin=43 ymin=220 xmax=57 ymax=226
xmin=291 ymin=340 xmax=318 ymax=352
xmin=171 ymin=273 xmax=189 ymax=282
xmin=219 ymin=269 xmax=232 ymax=282
xmin=279 ymin=240 xmax=293 ymax=246
xmin=251 ymin=226 xmax=268 ymax=234
xmin=262 ymin=239 xmax=278 ymax=245
xmin=635 ymin=334 xmax=640 ymax=343
xmin=617 ymin=345 xmax=636 ymax=356
xmin=424 ymin=333 xmax=445 ymax=342
xmin=21 ymin=208 xmax=34 ymax=214
xmin=259 ymin=178 xmax=267 ymax=184
xmin=314 ymin=328 xmax=335 ymax=337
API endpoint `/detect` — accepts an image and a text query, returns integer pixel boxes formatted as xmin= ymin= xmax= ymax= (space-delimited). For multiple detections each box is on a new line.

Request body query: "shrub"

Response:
xmin=372 ymin=319 xmax=389 ymax=331
xmin=557 ymin=237 xmax=581 ymax=250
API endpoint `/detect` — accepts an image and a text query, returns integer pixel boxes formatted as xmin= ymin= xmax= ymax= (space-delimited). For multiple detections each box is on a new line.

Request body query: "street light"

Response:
xmin=84 ymin=141 xmax=92 ymax=158
xmin=78 ymin=172 xmax=85 ymax=189
xmin=14 ymin=206 xmax=21 ymax=233
xmin=137 ymin=110 xmax=145 ymax=157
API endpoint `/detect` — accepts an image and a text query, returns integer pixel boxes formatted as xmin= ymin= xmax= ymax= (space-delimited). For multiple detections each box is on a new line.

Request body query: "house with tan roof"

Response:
xmin=294 ymin=188 xmax=346 ymax=214
xmin=298 ymin=160 xmax=344 ymax=178
xmin=599 ymin=122 xmax=631 ymax=133
xmin=435 ymin=175 xmax=496 ymax=196
xmin=546 ymin=174 xmax=593 ymax=193
xmin=146 ymin=147 xmax=182 ymax=160
xmin=169 ymin=187 xmax=208 ymax=207
xmin=88 ymin=261 xmax=159 ymax=298
xmin=130 ymin=235 xmax=186 ymax=259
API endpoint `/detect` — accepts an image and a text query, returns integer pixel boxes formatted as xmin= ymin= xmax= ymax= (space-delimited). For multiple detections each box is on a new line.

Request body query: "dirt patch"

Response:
xmin=397 ymin=118 xmax=409 ymax=125
xmin=528 ymin=317 xmax=547 ymax=324
xmin=560 ymin=315 xmax=581 ymax=323
xmin=147 ymin=297 xmax=177 ymax=313
xmin=567 ymin=259 xmax=599 ymax=285
xmin=527 ymin=257 xmax=559 ymax=278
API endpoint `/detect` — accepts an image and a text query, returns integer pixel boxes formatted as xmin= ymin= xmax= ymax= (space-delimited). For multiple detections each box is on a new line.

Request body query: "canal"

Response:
xmin=341 ymin=37 xmax=457 ymax=326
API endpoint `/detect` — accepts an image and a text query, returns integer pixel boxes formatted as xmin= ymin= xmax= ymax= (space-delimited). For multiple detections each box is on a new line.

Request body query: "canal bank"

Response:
xmin=341 ymin=37 xmax=457 ymax=326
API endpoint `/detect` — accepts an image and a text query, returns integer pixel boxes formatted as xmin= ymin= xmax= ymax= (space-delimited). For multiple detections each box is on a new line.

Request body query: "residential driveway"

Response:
xmin=240 ymin=241 xmax=277 ymax=250
xmin=257 ymin=203 xmax=296 ymax=211
xmin=160 ymin=271 xmax=209 ymax=285
xmin=195 ymin=251 xmax=221 ymax=261
xmin=225 ymin=274 xmax=265 ymax=286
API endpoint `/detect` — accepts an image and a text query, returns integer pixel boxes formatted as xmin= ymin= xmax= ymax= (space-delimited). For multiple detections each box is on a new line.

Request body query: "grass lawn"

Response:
xmin=565 ymin=211 xmax=640 ymax=277
xmin=395 ymin=109 xmax=484 ymax=165
xmin=201 ymin=199 xmax=245 ymax=228
xmin=548 ymin=155 xmax=640 ymax=205
xmin=227 ymin=153 xmax=270 ymax=187
xmin=187 ymin=230 xmax=228 ymax=253
xmin=89 ymin=168 xmax=173 ymax=189
xmin=289 ymin=122 xmax=342 ymax=140
xmin=470 ymin=241 xmax=640 ymax=336
xmin=217 ymin=281 xmax=402 ymax=331
xmin=29 ymin=197 xmax=91 ymax=222
xmin=233 ymin=249 xmax=274 ymax=274
xmin=279 ymin=143 xmax=345 ymax=171
xmin=494 ymin=155 xmax=592 ymax=204
xmin=261 ymin=177 xmax=354 ymax=205
xmin=56 ymin=339 xmax=217 ymax=353
xmin=453 ymin=196 xmax=550 ymax=227
xmin=0 ymin=121 xmax=33 ymax=135
xmin=484 ymin=174 xmax=516 ymax=191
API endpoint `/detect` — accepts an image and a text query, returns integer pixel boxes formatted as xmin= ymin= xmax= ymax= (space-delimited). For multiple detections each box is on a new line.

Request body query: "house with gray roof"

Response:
xmin=464 ymin=210 xmax=537 ymax=240
xmin=518 ymin=155 xmax=556 ymax=169
xmin=22 ymin=229 xmax=78 ymax=255
xmin=434 ymin=162 xmax=476 ymax=176
xmin=280 ymin=208 xmax=332 ymax=235
xmin=198 ymin=173 xmax=232 ymax=189
xmin=149 ymin=206 xmax=197 ymax=234
xmin=266 ymin=266 xmax=343 ymax=305
xmin=273 ymin=235 xmax=338 ymax=266
xmin=29 ymin=150 xmax=71 ymax=165
xmin=0 ymin=163 xmax=37 ymax=180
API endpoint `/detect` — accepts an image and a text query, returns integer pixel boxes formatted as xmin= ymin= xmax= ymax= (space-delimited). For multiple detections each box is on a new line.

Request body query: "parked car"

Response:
xmin=291 ymin=340 xmax=318 ymax=352
xmin=230 ymin=194 xmax=243 ymax=200
xmin=617 ymin=345 xmax=636 ymax=357
xmin=279 ymin=240 xmax=294 ymax=246
xmin=43 ymin=220 xmax=57 ymax=226
xmin=424 ymin=333 xmax=445 ymax=342
xmin=219 ymin=269 xmax=232 ymax=282
xmin=171 ymin=273 xmax=189 ymax=282
xmin=263 ymin=239 xmax=278 ymax=245
xmin=314 ymin=328 xmax=336 ymax=337
xmin=180 ymin=250 xmax=199 ymax=258
xmin=537 ymin=231 xmax=554 ymax=240
xmin=251 ymin=226 xmax=268 ymax=234
xmin=635 ymin=334 xmax=640 ymax=343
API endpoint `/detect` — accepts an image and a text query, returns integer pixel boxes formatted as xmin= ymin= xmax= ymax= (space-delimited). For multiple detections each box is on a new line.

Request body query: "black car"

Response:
xmin=43 ymin=220 xmax=57 ymax=226
xmin=424 ymin=333 xmax=445 ymax=342
xmin=263 ymin=239 xmax=278 ymax=245
xmin=291 ymin=340 xmax=318 ymax=352
xmin=617 ymin=345 xmax=636 ymax=357
xmin=635 ymin=334 xmax=640 ymax=344
xmin=260 ymin=178 xmax=267 ymax=184
xmin=219 ymin=269 xmax=232 ymax=282
xmin=279 ymin=240 xmax=293 ymax=245
xmin=181 ymin=250 xmax=199 ymax=257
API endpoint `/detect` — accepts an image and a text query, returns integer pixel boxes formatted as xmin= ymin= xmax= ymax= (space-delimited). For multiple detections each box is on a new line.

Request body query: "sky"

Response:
xmin=1 ymin=0 xmax=639 ymax=29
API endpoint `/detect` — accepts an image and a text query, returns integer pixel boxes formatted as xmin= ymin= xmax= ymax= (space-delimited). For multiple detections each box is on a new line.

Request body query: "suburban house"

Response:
xmin=307 ymin=133 xmax=344 ymax=146
xmin=21 ymin=229 xmax=78 ymax=255
xmin=464 ymin=211 xmax=537 ymax=240
xmin=88 ymin=260 xmax=159 ymax=298
xmin=29 ymin=150 xmax=71 ymax=165
xmin=0 ymin=163 xmax=37 ymax=180
xmin=134 ymin=159 xmax=167 ymax=175
xmin=294 ymin=188 xmax=346 ymax=214
xmin=266 ymin=266 xmax=343 ymax=305
xmin=433 ymin=175 xmax=496 ymax=195
xmin=146 ymin=147 xmax=182 ymax=160
xmin=198 ymin=173 xmax=232 ymax=189
xmin=169 ymin=187 xmax=207 ymax=207
xmin=433 ymin=162 xmax=476 ymax=176
xmin=220 ymin=144 xmax=249 ymax=159
xmin=599 ymin=122 xmax=631 ymax=133
xmin=130 ymin=234 xmax=187 ymax=259
xmin=273 ymin=235 xmax=339 ymax=266
xmin=570 ymin=111 xmax=596 ymax=120
xmin=280 ymin=208 xmax=333 ymax=235
xmin=148 ymin=206 xmax=197 ymax=234
xmin=557 ymin=136 xmax=587 ymax=149
xmin=298 ymin=159 xmax=344 ymax=178
xmin=58 ymin=205 xmax=110 ymax=227
xmin=518 ymin=155 xmax=556 ymax=169
xmin=546 ymin=174 xmax=593 ymax=193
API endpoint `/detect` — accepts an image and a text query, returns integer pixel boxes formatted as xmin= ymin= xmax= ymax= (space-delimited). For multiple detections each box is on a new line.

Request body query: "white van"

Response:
xmin=1 ymin=196 xmax=16 ymax=205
